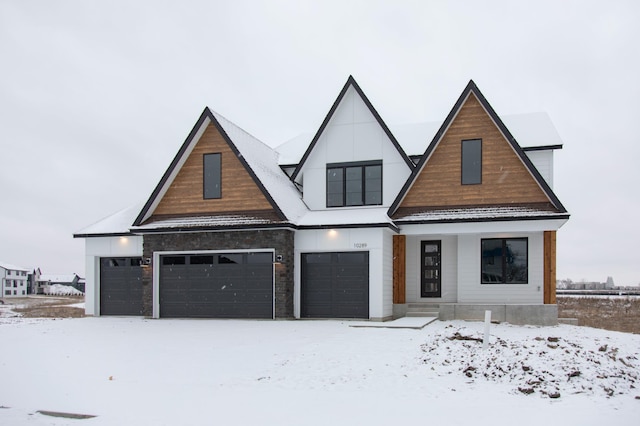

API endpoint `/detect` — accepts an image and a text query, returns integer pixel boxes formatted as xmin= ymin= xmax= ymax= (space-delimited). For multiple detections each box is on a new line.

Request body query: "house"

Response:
xmin=38 ymin=273 xmax=84 ymax=293
xmin=74 ymin=77 xmax=569 ymax=324
xmin=1 ymin=262 xmax=29 ymax=297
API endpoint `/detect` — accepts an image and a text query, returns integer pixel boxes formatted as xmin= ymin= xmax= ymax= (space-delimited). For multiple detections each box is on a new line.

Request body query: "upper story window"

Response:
xmin=203 ymin=153 xmax=221 ymax=199
xmin=327 ymin=160 xmax=382 ymax=207
xmin=461 ymin=139 xmax=482 ymax=185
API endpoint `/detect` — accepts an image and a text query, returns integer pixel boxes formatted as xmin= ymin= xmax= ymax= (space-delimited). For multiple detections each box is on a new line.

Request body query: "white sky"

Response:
xmin=0 ymin=0 xmax=638 ymax=286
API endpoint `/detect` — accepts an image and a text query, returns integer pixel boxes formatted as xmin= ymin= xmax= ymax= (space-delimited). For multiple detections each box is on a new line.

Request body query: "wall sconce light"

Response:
xmin=140 ymin=257 xmax=151 ymax=268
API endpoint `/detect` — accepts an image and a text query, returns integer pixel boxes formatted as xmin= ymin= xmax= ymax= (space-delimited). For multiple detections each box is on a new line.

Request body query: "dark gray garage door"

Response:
xmin=301 ymin=251 xmax=369 ymax=319
xmin=100 ymin=257 xmax=143 ymax=316
xmin=159 ymin=252 xmax=273 ymax=318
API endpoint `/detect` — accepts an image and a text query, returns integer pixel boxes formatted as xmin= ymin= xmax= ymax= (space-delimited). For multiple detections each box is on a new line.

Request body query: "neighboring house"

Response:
xmin=0 ymin=262 xmax=29 ymax=297
xmin=38 ymin=274 xmax=84 ymax=293
xmin=74 ymin=77 xmax=569 ymax=324
xmin=27 ymin=267 xmax=42 ymax=294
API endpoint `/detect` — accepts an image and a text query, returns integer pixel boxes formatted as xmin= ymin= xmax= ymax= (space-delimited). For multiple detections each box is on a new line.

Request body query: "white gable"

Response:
xmin=295 ymin=85 xmax=412 ymax=211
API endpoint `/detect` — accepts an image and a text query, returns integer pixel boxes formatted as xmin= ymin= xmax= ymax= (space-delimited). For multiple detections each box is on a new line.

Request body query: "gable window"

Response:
xmin=461 ymin=139 xmax=482 ymax=185
xmin=203 ymin=153 xmax=221 ymax=199
xmin=327 ymin=161 xmax=382 ymax=207
xmin=481 ymin=238 xmax=528 ymax=284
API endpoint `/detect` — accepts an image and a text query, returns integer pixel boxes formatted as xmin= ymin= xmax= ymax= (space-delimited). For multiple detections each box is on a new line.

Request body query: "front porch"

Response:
xmin=392 ymin=302 xmax=558 ymax=326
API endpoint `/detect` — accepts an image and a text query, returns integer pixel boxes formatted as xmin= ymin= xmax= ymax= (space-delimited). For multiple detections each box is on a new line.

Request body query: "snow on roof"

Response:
xmin=275 ymin=112 xmax=562 ymax=165
xmin=131 ymin=214 xmax=286 ymax=231
xmin=74 ymin=203 xmax=144 ymax=236
xmin=394 ymin=206 xmax=568 ymax=223
xmin=39 ymin=274 xmax=79 ymax=283
xmin=211 ymin=111 xmax=308 ymax=223
xmin=0 ymin=262 xmax=29 ymax=272
xmin=297 ymin=207 xmax=394 ymax=227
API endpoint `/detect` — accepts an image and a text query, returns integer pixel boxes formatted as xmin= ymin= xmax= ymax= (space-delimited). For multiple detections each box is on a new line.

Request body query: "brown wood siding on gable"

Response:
xmin=152 ymin=123 xmax=273 ymax=217
xmin=399 ymin=94 xmax=551 ymax=209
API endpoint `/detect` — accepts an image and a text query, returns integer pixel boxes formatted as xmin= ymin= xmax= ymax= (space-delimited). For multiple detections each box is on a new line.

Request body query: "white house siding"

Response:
xmin=296 ymin=86 xmax=411 ymax=210
xmin=457 ymin=232 xmax=544 ymax=304
xmin=405 ymin=235 xmax=458 ymax=303
xmin=381 ymin=229 xmax=395 ymax=319
xmin=293 ymin=227 xmax=390 ymax=320
xmin=84 ymin=236 xmax=143 ymax=316
xmin=1 ymin=266 xmax=28 ymax=298
xmin=525 ymin=150 xmax=554 ymax=189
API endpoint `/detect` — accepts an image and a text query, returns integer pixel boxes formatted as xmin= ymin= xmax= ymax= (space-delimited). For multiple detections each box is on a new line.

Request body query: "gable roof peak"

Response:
xmin=388 ymin=79 xmax=568 ymax=215
xmin=290 ymin=76 xmax=414 ymax=181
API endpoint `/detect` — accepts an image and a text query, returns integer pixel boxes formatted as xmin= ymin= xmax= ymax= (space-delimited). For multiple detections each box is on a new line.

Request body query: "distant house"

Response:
xmin=75 ymin=77 xmax=569 ymax=325
xmin=0 ymin=262 xmax=29 ymax=297
xmin=38 ymin=274 xmax=84 ymax=293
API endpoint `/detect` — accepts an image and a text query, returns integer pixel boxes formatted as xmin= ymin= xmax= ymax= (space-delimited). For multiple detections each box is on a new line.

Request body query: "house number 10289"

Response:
xmin=353 ymin=243 xmax=368 ymax=249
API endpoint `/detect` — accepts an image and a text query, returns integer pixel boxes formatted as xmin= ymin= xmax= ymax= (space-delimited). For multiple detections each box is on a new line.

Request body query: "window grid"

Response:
xmin=326 ymin=161 xmax=382 ymax=207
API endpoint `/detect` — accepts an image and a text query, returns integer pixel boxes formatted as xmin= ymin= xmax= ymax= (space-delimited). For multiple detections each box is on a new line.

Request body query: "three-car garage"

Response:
xmin=98 ymin=250 xmax=370 ymax=320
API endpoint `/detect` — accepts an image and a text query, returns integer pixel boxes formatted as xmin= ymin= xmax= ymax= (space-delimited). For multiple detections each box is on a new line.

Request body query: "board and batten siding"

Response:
xmin=525 ymin=150 xmax=555 ymax=189
xmin=457 ymin=232 xmax=544 ymax=304
xmin=84 ymin=236 xmax=143 ymax=316
xmin=296 ymin=85 xmax=411 ymax=211
xmin=405 ymin=235 xmax=458 ymax=303
xmin=293 ymin=227 xmax=388 ymax=320
xmin=152 ymin=123 xmax=273 ymax=218
xmin=381 ymin=229 xmax=395 ymax=319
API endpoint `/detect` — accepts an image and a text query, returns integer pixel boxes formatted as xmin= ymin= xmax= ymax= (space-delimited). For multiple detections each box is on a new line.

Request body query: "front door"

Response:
xmin=421 ymin=240 xmax=441 ymax=297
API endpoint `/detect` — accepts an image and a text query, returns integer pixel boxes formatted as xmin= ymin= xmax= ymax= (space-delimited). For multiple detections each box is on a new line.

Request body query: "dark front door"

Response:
xmin=301 ymin=251 xmax=369 ymax=319
xmin=421 ymin=241 xmax=441 ymax=298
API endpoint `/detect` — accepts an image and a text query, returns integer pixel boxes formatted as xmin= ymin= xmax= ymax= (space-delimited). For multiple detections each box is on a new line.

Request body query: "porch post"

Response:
xmin=543 ymin=231 xmax=557 ymax=304
xmin=393 ymin=234 xmax=406 ymax=304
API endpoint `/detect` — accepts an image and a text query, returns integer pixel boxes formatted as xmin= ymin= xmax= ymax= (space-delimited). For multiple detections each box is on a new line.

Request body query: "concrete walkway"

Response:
xmin=349 ymin=316 xmax=438 ymax=330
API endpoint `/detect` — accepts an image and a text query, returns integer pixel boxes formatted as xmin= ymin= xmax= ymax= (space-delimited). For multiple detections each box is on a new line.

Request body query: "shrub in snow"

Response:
xmin=43 ymin=284 xmax=84 ymax=296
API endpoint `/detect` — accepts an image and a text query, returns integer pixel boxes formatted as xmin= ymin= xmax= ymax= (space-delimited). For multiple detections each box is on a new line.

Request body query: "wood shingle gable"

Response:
xmin=388 ymin=80 xmax=568 ymax=220
xmin=290 ymin=75 xmax=414 ymax=182
xmin=133 ymin=108 xmax=301 ymax=228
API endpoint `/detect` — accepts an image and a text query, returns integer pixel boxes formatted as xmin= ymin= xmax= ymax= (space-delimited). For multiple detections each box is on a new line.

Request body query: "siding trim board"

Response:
xmin=290 ymin=75 xmax=413 ymax=182
xmin=388 ymin=80 xmax=568 ymax=217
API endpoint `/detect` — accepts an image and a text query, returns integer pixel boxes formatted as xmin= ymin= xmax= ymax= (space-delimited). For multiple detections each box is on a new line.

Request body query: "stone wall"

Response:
xmin=142 ymin=229 xmax=295 ymax=318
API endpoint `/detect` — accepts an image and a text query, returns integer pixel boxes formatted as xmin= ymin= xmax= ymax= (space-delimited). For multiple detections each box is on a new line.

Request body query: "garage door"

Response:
xmin=301 ymin=251 xmax=369 ymax=319
xmin=100 ymin=257 xmax=144 ymax=316
xmin=159 ymin=252 xmax=273 ymax=318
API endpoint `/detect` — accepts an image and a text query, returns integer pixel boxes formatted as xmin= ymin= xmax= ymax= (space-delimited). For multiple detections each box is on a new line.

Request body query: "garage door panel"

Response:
xmin=159 ymin=252 xmax=273 ymax=318
xmin=100 ymin=257 xmax=143 ymax=316
xmin=301 ymin=252 xmax=369 ymax=319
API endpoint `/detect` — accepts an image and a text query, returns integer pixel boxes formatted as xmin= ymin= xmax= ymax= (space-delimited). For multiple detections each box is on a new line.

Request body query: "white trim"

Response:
xmin=399 ymin=218 xmax=568 ymax=235
xmin=152 ymin=248 xmax=276 ymax=319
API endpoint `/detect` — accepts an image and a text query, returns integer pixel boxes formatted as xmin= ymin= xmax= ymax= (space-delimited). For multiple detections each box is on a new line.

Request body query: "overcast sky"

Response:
xmin=1 ymin=0 xmax=638 ymax=286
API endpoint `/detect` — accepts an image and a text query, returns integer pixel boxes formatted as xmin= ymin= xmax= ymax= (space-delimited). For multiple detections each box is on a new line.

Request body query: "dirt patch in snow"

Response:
xmin=0 ymin=296 xmax=85 ymax=318
xmin=558 ymin=296 xmax=640 ymax=334
xmin=421 ymin=324 xmax=639 ymax=399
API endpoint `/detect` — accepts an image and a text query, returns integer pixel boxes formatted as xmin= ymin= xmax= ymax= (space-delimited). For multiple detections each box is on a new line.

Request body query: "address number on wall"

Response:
xmin=353 ymin=243 xmax=368 ymax=249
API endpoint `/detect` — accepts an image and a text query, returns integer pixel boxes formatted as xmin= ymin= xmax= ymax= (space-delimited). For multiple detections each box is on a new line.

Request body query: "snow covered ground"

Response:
xmin=0 ymin=317 xmax=638 ymax=425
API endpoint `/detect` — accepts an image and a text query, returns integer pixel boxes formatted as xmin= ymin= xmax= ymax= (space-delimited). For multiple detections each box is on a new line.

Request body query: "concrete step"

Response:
xmin=407 ymin=303 xmax=440 ymax=309
xmin=406 ymin=311 xmax=439 ymax=318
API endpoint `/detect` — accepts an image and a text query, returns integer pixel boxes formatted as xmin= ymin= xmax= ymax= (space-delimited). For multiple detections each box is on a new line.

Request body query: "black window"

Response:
xmin=461 ymin=139 xmax=482 ymax=185
xmin=481 ymin=238 xmax=528 ymax=284
xmin=326 ymin=161 xmax=382 ymax=207
xmin=204 ymin=153 xmax=221 ymax=199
